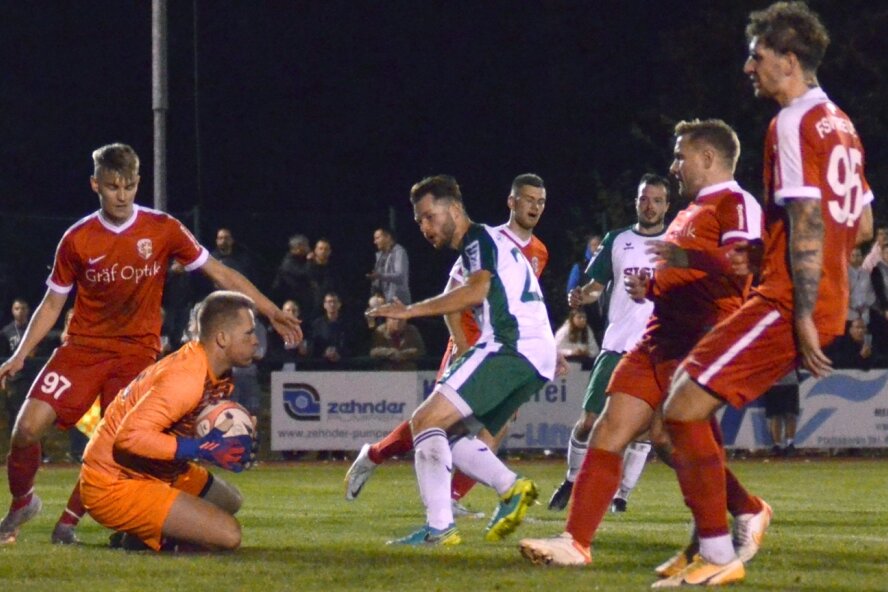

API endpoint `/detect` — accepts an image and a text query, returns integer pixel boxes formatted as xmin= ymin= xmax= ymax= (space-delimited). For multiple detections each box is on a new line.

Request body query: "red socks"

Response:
xmin=710 ymin=417 xmax=761 ymax=516
xmin=666 ymin=419 xmax=729 ymax=538
xmin=450 ymin=471 xmax=477 ymax=500
xmin=58 ymin=480 xmax=86 ymax=526
xmin=7 ymin=444 xmax=41 ymax=509
xmin=368 ymin=421 xmax=414 ymax=464
xmin=565 ymin=448 xmax=622 ymax=547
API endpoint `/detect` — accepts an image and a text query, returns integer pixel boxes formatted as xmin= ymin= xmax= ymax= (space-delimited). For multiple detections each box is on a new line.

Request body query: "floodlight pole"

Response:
xmin=152 ymin=0 xmax=169 ymax=211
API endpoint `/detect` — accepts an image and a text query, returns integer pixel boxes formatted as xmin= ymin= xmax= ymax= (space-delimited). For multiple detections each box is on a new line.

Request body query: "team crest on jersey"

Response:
xmin=136 ymin=239 xmax=153 ymax=260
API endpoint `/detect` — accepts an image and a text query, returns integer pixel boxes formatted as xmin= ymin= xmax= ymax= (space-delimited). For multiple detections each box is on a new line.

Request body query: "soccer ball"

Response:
xmin=195 ymin=400 xmax=255 ymax=439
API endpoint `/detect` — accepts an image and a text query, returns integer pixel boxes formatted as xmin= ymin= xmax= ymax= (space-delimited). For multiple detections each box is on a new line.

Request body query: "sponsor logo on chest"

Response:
xmin=84 ymin=237 xmax=162 ymax=285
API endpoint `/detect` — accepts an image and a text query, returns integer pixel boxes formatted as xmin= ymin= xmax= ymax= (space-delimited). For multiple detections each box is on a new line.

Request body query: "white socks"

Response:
xmin=450 ymin=436 xmax=516 ymax=496
xmin=413 ymin=428 xmax=453 ymax=530
xmin=616 ymin=440 xmax=651 ymax=500
xmin=700 ymin=534 xmax=737 ymax=565
xmin=566 ymin=432 xmax=588 ymax=482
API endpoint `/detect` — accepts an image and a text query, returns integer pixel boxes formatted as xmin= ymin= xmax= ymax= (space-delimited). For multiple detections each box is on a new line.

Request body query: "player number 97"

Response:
xmin=39 ymin=371 xmax=73 ymax=400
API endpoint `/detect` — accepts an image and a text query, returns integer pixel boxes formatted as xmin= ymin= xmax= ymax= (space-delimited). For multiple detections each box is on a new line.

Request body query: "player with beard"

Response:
xmin=366 ymin=175 xmax=562 ymax=545
xmin=548 ymin=174 xmax=670 ymax=513
xmin=346 ymin=174 xmax=549 ymax=517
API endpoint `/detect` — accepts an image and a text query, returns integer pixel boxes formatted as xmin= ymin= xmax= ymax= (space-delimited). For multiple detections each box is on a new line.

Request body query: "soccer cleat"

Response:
xmin=387 ymin=523 xmax=461 ymax=546
xmin=547 ymin=479 xmax=574 ymax=511
xmin=651 ymin=555 xmax=744 ymax=587
xmin=484 ymin=477 xmax=538 ymax=542
xmin=109 ymin=531 xmax=151 ymax=551
xmin=519 ymin=533 xmax=592 ymax=566
xmin=611 ymin=497 xmax=628 ymax=513
xmin=452 ymin=499 xmax=485 ymax=519
xmin=0 ymin=495 xmax=43 ymax=545
xmin=344 ymin=443 xmax=377 ymax=501
xmin=51 ymin=523 xmax=80 ymax=545
xmin=732 ymin=497 xmax=772 ymax=563
xmin=655 ymin=538 xmax=700 ymax=578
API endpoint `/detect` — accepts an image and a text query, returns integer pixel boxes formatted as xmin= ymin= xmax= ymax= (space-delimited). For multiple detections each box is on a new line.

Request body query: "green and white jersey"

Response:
xmin=583 ymin=225 xmax=665 ymax=353
xmin=460 ymin=223 xmax=556 ymax=379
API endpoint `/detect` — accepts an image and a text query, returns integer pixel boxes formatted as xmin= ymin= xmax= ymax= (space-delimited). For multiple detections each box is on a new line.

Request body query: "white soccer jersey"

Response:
xmin=459 ymin=223 xmax=556 ymax=379
xmin=584 ymin=225 xmax=665 ymax=353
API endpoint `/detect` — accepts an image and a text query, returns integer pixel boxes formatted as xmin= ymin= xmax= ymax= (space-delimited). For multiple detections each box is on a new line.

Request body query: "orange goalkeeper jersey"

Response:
xmin=81 ymin=341 xmax=234 ymax=483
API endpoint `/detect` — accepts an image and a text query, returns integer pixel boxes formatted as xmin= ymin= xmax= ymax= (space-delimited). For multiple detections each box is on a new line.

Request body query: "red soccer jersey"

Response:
xmin=754 ymin=88 xmax=873 ymax=336
xmin=648 ymin=181 xmax=763 ymax=340
xmin=48 ymin=205 xmax=208 ymax=354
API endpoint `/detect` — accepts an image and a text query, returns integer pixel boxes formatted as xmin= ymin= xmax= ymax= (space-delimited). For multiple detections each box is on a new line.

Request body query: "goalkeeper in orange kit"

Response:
xmin=80 ymin=291 xmax=259 ymax=551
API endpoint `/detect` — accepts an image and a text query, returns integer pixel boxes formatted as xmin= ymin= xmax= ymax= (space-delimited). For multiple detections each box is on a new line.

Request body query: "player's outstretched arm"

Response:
xmin=200 ymin=257 xmax=302 ymax=346
xmin=785 ymin=198 xmax=832 ymax=377
xmin=0 ymin=289 xmax=66 ymax=388
xmin=368 ymin=271 xmax=491 ymax=320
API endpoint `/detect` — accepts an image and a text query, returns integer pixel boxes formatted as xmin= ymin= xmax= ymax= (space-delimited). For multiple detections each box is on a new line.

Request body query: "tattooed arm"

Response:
xmin=785 ymin=198 xmax=832 ymax=377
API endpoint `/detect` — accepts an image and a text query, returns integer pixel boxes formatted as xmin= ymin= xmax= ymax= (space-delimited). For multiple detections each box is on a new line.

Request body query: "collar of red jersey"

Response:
xmin=97 ymin=204 xmax=140 ymax=234
xmin=696 ymin=180 xmax=741 ymax=200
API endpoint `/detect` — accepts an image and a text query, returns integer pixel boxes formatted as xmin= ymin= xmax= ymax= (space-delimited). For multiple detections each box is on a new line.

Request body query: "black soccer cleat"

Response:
xmin=547 ymin=479 xmax=574 ymax=511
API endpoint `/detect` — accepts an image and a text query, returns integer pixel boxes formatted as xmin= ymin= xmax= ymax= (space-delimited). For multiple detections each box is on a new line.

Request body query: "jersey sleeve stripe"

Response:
xmin=722 ymin=230 xmax=759 ymax=242
xmin=182 ymin=248 xmax=209 ymax=272
xmin=46 ymin=278 xmax=73 ymax=294
xmin=737 ymin=190 xmax=763 ymax=240
xmin=775 ymin=97 xmax=815 ymax=196
xmin=774 ymin=186 xmax=822 ymax=204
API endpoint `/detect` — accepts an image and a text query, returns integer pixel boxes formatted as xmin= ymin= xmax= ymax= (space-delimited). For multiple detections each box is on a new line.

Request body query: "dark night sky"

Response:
xmin=1 ymin=1 xmax=886 ymax=318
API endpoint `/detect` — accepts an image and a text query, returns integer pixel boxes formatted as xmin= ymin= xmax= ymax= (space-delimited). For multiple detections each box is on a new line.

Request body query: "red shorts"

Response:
xmin=28 ymin=342 xmax=156 ymax=429
xmin=682 ymin=295 xmax=837 ymax=408
xmin=607 ymin=334 xmax=689 ymax=410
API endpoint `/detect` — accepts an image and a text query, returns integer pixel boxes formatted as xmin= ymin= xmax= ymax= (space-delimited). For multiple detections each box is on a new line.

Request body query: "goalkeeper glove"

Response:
xmin=175 ymin=428 xmax=252 ymax=473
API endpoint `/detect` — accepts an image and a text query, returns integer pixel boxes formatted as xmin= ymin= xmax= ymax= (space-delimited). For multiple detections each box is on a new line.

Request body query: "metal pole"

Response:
xmin=152 ymin=0 xmax=168 ymax=211
xmin=192 ymin=0 xmax=203 ymax=239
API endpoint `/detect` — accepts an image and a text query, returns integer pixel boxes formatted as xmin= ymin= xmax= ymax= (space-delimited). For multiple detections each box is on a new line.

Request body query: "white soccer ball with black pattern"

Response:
xmin=195 ymin=400 xmax=255 ymax=439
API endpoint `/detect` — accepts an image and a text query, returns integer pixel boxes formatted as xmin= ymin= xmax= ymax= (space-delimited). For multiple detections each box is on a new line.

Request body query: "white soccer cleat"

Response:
xmin=732 ymin=497 xmax=772 ymax=563
xmin=519 ymin=533 xmax=592 ymax=566
xmin=344 ymin=443 xmax=378 ymax=501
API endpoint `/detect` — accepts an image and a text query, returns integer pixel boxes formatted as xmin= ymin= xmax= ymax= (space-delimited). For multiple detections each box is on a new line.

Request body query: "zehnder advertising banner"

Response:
xmin=270 ymin=365 xmax=588 ymax=451
xmin=271 ymin=367 xmax=888 ymax=451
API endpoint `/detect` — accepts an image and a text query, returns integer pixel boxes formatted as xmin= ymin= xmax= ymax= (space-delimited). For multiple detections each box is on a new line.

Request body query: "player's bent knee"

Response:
xmin=216 ymin=518 xmax=242 ymax=551
xmin=203 ymin=476 xmax=243 ymax=515
xmin=12 ymin=418 xmax=48 ymax=448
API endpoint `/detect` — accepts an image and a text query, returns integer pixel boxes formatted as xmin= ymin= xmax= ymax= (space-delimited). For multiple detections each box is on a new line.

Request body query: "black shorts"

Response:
xmin=763 ymin=384 xmax=799 ymax=418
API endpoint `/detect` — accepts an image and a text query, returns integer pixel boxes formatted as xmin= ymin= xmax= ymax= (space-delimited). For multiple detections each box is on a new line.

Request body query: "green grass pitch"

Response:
xmin=1 ymin=457 xmax=886 ymax=591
